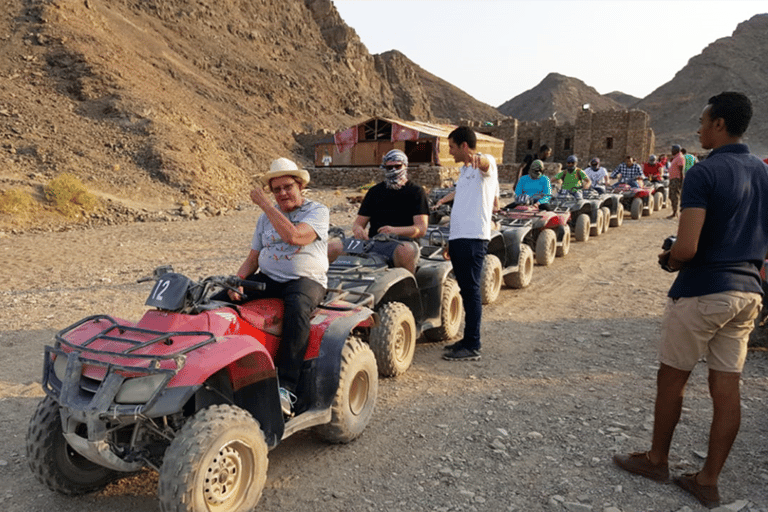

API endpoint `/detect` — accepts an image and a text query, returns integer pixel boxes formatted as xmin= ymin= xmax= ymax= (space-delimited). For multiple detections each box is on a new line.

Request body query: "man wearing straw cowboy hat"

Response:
xmin=221 ymin=157 xmax=329 ymax=415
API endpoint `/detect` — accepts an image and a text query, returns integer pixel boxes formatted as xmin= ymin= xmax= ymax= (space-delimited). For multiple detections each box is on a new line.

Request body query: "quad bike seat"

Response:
xmin=237 ymin=298 xmax=284 ymax=337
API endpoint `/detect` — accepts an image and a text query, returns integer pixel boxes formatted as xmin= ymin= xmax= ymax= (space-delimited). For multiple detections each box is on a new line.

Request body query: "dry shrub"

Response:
xmin=44 ymin=173 xmax=100 ymax=217
xmin=0 ymin=188 xmax=36 ymax=217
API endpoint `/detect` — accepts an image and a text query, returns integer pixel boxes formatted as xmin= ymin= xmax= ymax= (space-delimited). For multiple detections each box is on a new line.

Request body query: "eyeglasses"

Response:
xmin=271 ymin=182 xmax=297 ymax=194
xmin=384 ymin=164 xmax=404 ymax=170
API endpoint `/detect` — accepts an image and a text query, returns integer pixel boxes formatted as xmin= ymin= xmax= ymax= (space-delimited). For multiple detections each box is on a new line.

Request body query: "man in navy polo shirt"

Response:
xmin=613 ymin=92 xmax=768 ymax=508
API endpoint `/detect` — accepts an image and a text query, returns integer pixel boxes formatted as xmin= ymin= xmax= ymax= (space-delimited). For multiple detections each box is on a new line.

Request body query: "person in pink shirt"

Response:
xmin=667 ymin=145 xmax=686 ymax=219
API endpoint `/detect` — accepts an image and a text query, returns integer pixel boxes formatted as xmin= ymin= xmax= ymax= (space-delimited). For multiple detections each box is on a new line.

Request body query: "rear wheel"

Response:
xmin=424 ymin=278 xmax=463 ymax=341
xmin=630 ymin=197 xmax=643 ymax=219
xmin=600 ymin=207 xmax=611 ymax=233
xmin=555 ymin=225 xmax=570 ymax=257
xmin=575 ymin=214 xmax=590 ymax=242
xmin=589 ymin=210 xmax=604 ymax=237
xmin=535 ymin=229 xmax=556 ymax=266
xmin=369 ymin=301 xmax=416 ymax=377
xmin=654 ymin=191 xmax=664 ymax=211
xmin=504 ymin=244 xmax=533 ymax=289
xmin=314 ymin=336 xmax=378 ymax=443
xmin=27 ymin=396 xmax=121 ymax=495
xmin=480 ymin=253 xmax=503 ymax=304
xmin=158 ymin=405 xmax=268 ymax=512
xmin=610 ymin=202 xmax=624 ymax=227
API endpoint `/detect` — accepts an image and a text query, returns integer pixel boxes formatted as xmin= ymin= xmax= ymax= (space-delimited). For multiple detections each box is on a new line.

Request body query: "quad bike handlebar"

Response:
xmin=139 ymin=266 xmax=266 ymax=314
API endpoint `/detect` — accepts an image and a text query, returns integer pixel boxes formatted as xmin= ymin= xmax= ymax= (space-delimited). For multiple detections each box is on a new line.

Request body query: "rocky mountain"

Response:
xmin=605 ymin=91 xmax=640 ymax=109
xmin=496 ymin=72 xmax=625 ymax=124
xmin=394 ymin=50 xmax=501 ymax=124
xmin=0 ymin=0 xmax=498 ymax=227
xmin=635 ymin=13 xmax=768 ymax=155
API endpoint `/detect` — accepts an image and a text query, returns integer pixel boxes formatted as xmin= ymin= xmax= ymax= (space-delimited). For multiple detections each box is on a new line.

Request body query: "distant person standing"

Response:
xmin=667 ymin=145 xmax=686 ymax=218
xmin=682 ymin=148 xmax=698 ymax=176
xmin=613 ymin=92 xmax=768 ymax=509
xmin=433 ymin=126 xmax=499 ymax=361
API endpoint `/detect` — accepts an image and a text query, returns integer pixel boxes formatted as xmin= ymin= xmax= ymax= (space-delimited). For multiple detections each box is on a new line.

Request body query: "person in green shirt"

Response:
xmin=554 ymin=155 xmax=591 ymax=198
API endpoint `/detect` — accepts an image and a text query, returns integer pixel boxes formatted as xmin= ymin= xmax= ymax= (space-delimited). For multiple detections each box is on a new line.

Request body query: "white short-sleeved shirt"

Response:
xmin=251 ymin=199 xmax=329 ymax=287
xmin=449 ymin=154 xmax=499 ymax=241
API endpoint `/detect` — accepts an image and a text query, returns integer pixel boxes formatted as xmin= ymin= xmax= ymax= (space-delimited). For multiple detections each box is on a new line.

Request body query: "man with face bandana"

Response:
xmin=328 ymin=149 xmax=428 ymax=273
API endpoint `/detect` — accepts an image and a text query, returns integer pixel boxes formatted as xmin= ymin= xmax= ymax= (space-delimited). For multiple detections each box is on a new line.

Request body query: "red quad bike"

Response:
xmin=644 ymin=178 xmax=669 ymax=212
xmin=26 ymin=266 xmax=379 ymax=512
xmin=496 ymin=199 xmax=572 ymax=266
xmin=610 ymin=182 xmax=655 ymax=220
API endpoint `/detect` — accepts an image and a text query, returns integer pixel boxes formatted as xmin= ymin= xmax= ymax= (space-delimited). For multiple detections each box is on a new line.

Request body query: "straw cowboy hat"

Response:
xmin=259 ymin=157 xmax=310 ymax=188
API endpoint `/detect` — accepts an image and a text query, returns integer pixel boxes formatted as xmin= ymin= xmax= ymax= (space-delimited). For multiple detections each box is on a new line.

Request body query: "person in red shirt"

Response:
xmin=643 ymin=154 xmax=664 ymax=182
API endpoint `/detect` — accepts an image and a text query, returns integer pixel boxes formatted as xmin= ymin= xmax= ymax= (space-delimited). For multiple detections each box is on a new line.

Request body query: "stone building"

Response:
xmin=472 ymin=108 xmax=655 ymax=172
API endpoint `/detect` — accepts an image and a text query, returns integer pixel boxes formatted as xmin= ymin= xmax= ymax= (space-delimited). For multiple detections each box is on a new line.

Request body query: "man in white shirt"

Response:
xmin=433 ymin=126 xmax=499 ymax=361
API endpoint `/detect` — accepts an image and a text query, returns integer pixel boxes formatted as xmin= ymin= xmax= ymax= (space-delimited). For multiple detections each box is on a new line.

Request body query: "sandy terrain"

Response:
xmin=1 ymin=190 xmax=766 ymax=512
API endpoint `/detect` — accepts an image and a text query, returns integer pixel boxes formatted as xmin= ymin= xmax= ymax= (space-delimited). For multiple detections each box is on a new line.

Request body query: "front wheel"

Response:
xmin=600 ymin=207 xmax=611 ymax=233
xmin=555 ymin=224 xmax=571 ymax=257
xmin=643 ymin=194 xmax=654 ymax=216
xmin=504 ymin=244 xmax=533 ymax=289
xmin=654 ymin=191 xmax=664 ymax=211
xmin=610 ymin=202 xmax=624 ymax=227
xmin=480 ymin=253 xmax=503 ymax=304
xmin=369 ymin=301 xmax=416 ymax=377
xmin=589 ymin=209 xmax=604 ymax=237
xmin=535 ymin=229 xmax=556 ymax=266
xmin=158 ymin=405 xmax=268 ymax=512
xmin=27 ymin=396 xmax=121 ymax=496
xmin=424 ymin=278 xmax=463 ymax=341
xmin=574 ymin=214 xmax=590 ymax=242
xmin=630 ymin=197 xmax=643 ymax=219
xmin=314 ymin=336 xmax=378 ymax=443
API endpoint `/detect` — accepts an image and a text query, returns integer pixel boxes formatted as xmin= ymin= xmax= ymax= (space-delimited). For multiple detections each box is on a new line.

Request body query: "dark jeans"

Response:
xmin=213 ymin=273 xmax=326 ymax=393
xmin=448 ymin=238 xmax=488 ymax=351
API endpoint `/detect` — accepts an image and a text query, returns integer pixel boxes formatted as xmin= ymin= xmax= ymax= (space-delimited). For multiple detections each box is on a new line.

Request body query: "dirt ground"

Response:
xmin=1 ymin=189 xmax=767 ymax=512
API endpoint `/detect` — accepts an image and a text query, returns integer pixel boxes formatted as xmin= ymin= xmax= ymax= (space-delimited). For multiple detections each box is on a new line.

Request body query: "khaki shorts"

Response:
xmin=659 ymin=291 xmax=761 ymax=373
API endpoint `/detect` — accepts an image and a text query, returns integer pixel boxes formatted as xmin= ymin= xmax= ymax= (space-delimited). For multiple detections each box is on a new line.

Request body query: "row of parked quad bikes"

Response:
xmin=24 ymin=180 xmax=671 ymax=512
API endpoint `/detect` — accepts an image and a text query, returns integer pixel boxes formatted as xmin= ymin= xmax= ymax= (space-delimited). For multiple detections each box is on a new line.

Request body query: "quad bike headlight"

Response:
xmin=115 ymin=374 xmax=167 ymax=404
xmin=52 ymin=354 xmax=69 ymax=382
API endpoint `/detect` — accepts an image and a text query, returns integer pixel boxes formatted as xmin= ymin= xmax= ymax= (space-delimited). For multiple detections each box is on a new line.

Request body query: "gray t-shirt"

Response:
xmin=250 ymin=199 xmax=329 ymax=288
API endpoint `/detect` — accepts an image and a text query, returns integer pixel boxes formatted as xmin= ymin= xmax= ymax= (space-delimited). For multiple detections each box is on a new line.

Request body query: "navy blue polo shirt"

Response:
xmin=669 ymin=144 xmax=768 ymax=298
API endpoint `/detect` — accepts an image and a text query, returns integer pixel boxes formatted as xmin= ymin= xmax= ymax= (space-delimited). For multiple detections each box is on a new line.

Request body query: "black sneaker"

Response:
xmin=443 ymin=340 xmax=465 ymax=352
xmin=442 ymin=347 xmax=481 ymax=361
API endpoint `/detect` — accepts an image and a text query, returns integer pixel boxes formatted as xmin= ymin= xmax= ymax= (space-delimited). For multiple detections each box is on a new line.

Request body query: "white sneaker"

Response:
xmin=279 ymin=387 xmax=296 ymax=416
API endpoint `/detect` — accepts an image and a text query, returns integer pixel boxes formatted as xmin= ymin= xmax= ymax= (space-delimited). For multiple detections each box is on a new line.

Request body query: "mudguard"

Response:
xmin=415 ymin=261 xmax=454 ymax=323
xmin=500 ymin=227 xmax=527 ymax=268
xmin=313 ymin=307 xmax=376 ymax=411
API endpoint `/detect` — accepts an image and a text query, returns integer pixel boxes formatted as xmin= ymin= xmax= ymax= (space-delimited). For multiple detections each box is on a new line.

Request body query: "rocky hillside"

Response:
xmin=635 ymin=13 xmax=768 ymax=154
xmin=0 ymin=0 xmax=499 ymax=231
xmin=496 ymin=73 xmax=625 ymax=124
xmin=604 ymin=91 xmax=640 ymax=109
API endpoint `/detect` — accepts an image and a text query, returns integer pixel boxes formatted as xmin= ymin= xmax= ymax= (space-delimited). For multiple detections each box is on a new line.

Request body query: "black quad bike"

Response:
xmin=27 ymin=266 xmax=379 ymax=512
xmin=327 ymin=231 xmax=464 ymax=376
xmin=421 ymin=224 xmax=535 ymax=305
xmin=548 ymin=189 xmax=608 ymax=242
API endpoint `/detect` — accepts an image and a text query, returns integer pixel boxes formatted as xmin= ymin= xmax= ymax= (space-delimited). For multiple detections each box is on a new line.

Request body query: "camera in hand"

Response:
xmin=661 ymin=235 xmax=677 ymax=251
xmin=659 ymin=235 xmax=677 ymax=272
